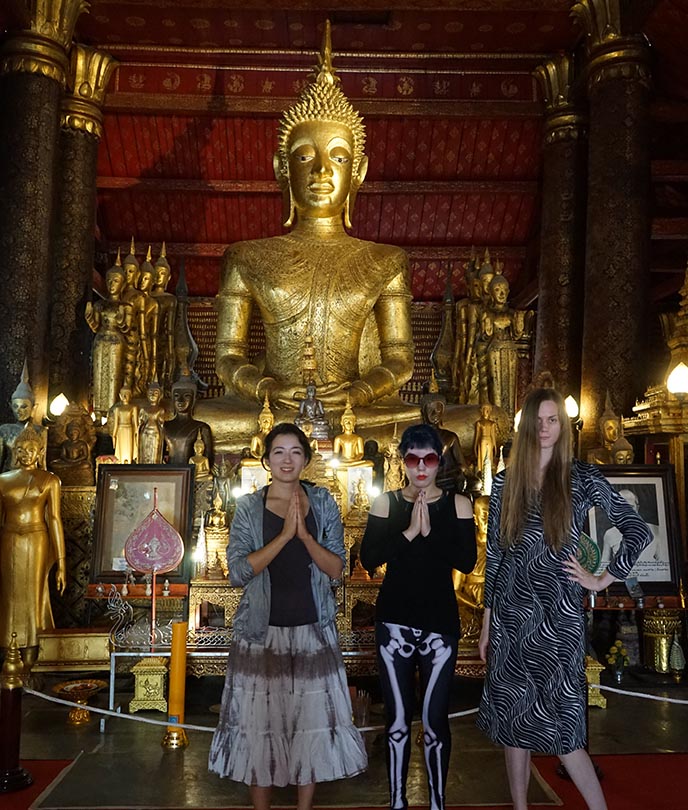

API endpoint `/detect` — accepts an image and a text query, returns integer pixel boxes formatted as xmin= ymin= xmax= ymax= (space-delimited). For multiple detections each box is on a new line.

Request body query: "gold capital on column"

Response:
xmin=571 ymin=0 xmax=650 ymax=90
xmin=534 ymin=55 xmax=586 ymax=144
xmin=61 ymin=45 xmax=118 ymax=139
xmin=0 ymin=0 xmax=90 ymax=86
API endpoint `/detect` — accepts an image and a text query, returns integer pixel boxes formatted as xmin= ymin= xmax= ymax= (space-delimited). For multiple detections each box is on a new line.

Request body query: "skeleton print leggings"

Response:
xmin=376 ymin=621 xmax=459 ymax=810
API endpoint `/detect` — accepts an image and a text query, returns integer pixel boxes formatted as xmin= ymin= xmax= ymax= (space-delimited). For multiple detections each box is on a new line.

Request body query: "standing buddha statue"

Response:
xmin=121 ymin=239 xmax=147 ymax=395
xmin=250 ymin=394 xmax=275 ymax=459
xmin=152 ymin=242 xmax=177 ymax=392
xmin=136 ymin=247 xmax=160 ymax=391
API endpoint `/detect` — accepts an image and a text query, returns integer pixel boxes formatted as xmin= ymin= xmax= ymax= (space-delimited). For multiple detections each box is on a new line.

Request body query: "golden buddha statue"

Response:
xmin=121 ymin=239 xmax=147 ymax=396
xmin=473 ymin=403 xmax=498 ymax=476
xmin=190 ymin=430 xmax=212 ymax=481
xmin=611 ymin=435 xmax=634 ymax=465
xmin=250 ymin=394 xmax=275 ymax=459
xmin=0 ymin=424 xmax=66 ymax=668
xmin=136 ymin=246 xmax=160 ymax=391
xmin=85 ymin=254 xmax=129 ymax=418
xmin=295 ymin=382 xmax=330 ymax=441
xmin=333 ymin=397 xmax=365 ymax=462
xmin=0 ymin=361 xmax=47 ymax=472
xmin=476 ymin=264 xmax=533 ymax=419
xmin=138 ymin=381 xmax=166 ymax=464
xmin=453 ymin=251 xmax=482 ymax=404
xmin=199 ymin=23 xmax=415 ymax=449
xmin=383 ymin=425 xmax=405 ymax=492
xmin=110 ymin=386 xmax=139 ymax=463
xmin=163 ymin=377 xmax=213 ymax=466
xmin=205 ymin=492 xmax=229 ymax=578
xmin=587 ymin=392 xmax=621 ymax=465
xmin=420 ymin=376 xmax=467 ymax=492
xmin=151 ymin=242 xmax=177 ymax=392
xmin=49 ymin=405 xmax=95 ymax=486
xmin=455 ymin=495 xmax=488 ymax=643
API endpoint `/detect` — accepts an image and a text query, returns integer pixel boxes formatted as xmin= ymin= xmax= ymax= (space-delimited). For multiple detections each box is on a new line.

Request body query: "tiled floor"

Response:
xmin=13 ymin=665 xmax=688 ymax=808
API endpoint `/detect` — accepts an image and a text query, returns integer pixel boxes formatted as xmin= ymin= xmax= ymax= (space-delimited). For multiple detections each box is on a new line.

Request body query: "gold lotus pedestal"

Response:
xmin=52 ymin=679 xmax=108 ymax=726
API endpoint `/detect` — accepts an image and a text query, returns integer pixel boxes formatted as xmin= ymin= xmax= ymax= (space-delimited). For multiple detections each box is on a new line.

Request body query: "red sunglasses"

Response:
xmin=403 ymin=452 xmax=440 ymax=469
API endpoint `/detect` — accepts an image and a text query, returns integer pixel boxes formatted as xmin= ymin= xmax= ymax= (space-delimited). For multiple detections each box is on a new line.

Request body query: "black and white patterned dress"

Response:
xmin=477 ymin=460 xmax=652 ymax=755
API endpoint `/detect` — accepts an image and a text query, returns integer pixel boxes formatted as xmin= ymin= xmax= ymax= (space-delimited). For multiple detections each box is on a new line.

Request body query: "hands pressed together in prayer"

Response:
xmin=404 ymin=489 xmax=431 ymax=540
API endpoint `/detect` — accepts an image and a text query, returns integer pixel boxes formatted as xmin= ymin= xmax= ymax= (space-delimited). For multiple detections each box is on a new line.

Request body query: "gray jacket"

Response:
xmin=227 ymin=484 xmax=345 ymax=643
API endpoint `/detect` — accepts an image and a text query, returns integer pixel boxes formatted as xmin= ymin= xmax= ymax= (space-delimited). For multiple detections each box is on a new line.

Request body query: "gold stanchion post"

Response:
xmin=161 ymin=620 xmax=189 ymax=749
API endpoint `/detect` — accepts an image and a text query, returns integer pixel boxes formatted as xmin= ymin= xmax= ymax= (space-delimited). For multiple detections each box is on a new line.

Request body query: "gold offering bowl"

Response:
xmin=52 ymin=679 xmax=108 ymax=726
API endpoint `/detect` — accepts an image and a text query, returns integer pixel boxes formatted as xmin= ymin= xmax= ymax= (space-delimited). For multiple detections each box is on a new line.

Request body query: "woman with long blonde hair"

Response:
xmin=477 ymin=387 xmax=652 ymax=810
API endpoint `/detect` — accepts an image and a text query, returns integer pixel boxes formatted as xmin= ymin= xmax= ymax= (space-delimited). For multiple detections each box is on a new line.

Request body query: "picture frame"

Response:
xmin=91 ymin=464 xmax=195 ymax=583
xmin=586 ymin=464 xmax=682 ymax=595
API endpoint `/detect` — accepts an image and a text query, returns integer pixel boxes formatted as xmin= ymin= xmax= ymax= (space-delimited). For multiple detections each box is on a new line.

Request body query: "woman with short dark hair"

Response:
xmin=360 ymin=423 xmax=476 ymax=810
xmin=209 ymin=423 xmax=366 ymax=810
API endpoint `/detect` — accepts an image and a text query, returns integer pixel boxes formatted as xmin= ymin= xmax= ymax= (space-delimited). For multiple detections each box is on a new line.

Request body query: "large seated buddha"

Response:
xmin=198 ymin=24 xmax=508 ymax=453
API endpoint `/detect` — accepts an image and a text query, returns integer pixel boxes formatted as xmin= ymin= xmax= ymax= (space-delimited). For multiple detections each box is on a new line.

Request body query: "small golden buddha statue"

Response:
xmin=190 ymin=430 xmax=212 ymax=481
xmin=85 ymin=253 xmax=129 ymax=418
xmin=110 ymin=386 xmax=139 ymax=463
xmin=587 ymin=392 xmax=621 ymax=465
xmin=0 ymin=360 xmax=47 ymax=472
xmin=453 ymin=251 xmax=482 ymax=404
xmin=0 ymin=424 xmax=66 ymax=668
xmin=151 ymin=242 xmax=177 ymax=392
xmin=136 ymin=246 xmax=161 ymax=391
xmin=49 ymin=405 xmax=95 ymax=486
xmin=120 ymin=239 xmax=148 ymax=396
xmin=348 ymin=476 xmax=371 ymax=518
xmin=138 ymin=381 xmax=166 ymax=464
xmin=476 ymin=264 xmax=533 ymax=419
xmin=455 ymin=495 xmax=489 ymax=643
xmin=420 ymin=377 xmax=466 ymax=492
xmin=250 ymin=394 xmax=275 ymax=459
xmin=163 ymin=377 xmax=214 ymax=466
xmin=473 ymin=403 xmax=498 ymax=476
xmin=383 ymin=425 xmax=405 ymax=492
xmin=333 ymin=397 xmax=365 ymax=462
xmin=611 ymin=435 xmax=634 ymax=465
xmin=205 ymin=492 xmax=229 ymax=578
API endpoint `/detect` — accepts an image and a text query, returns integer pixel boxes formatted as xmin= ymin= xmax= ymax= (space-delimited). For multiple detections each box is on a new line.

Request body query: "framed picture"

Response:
xmin=586 ymin=464 xmax=682 ymax=594
xmin=91 ymin=465 xmax=195 ymax=583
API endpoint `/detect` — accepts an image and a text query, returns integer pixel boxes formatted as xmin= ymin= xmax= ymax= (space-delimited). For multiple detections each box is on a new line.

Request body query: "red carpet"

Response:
xmin=8 ymin=753 xmax=684 ymax=809
xmin=3 ymin=761 xmax=71 ymax=810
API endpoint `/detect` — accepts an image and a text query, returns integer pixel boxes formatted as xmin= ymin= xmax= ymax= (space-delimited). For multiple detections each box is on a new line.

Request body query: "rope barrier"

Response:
xmin=23 ymin=683 xmax=688 ymax=736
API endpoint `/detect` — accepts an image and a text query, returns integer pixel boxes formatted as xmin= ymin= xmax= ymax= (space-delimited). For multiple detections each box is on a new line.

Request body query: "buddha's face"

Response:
xmin=124 ymin=263 xmax=139 ymax=286
xmin=602 ymin=419 xmax=619 ymax=444
xmin=15 ymin=439 xmax=40 ymax=468
xmin=11 ymin=397 xmax=33 ymax=422
xmin=119 ymin=388 xmax=131 ymax=405
xmin=470 ymin=277 xmax=482 ymax=300
xmin=66 ymin=423 xmax=80 ymax=440
xmin=173 ymin=387 xmax=195 ymax=414
xmin=614 ymin=449 xmax=633 ymax=465
xmin=341 ymin=415 xmax=355 ymax=434
xmin=491 ymin=279 xmax=509 ymax=305
xmin=156 ymin=266 xmax=170 ymax=288
xmin=148 ymin=387 xmax=162 ymax=405
xmin=287 ymin=121 xmax=354 ymax=219
xmin=258 ymin=415 xmax=273 ymax=433
xmin=139 ymin=269 xmax=154 ymax=292
xmin=106 ymin=271 xmax=124 ymax=296
xmin=423 ymin=399 xmax=444 ymax=426
xmin=480 ymin=272 xmax=494 ymax=296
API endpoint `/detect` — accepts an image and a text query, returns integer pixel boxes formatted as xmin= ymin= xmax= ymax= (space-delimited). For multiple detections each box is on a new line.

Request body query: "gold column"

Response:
xmin=0 ymin=0 xmax=89 ymax=422
xmin=571 ymin=0 xmax=652 ymax=456
xmin=50 ymin=45 xmax=117 ymax=407
xmin=533 ymin=55 xmax=587 ymax=402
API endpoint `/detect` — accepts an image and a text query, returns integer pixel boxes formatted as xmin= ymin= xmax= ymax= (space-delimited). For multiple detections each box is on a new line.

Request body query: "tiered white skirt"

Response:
xmin=208 ymin=623 xmax=367 ymax=786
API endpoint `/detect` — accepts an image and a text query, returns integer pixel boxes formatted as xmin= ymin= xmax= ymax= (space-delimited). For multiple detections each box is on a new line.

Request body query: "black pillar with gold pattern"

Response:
xmin=533 ymin=55 xmax=587 ymax=401
xmin=572 ymin=0 xmax=652 ymax=455
xmin=50 ymin=45 xmax=117 ymax=408
xmin=0 ymin=0 xmax=88 ymax=422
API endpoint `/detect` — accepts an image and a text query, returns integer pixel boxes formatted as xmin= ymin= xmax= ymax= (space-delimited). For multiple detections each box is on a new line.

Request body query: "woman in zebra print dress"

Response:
xmin=477 ymin=387 xmax=652 ymax=810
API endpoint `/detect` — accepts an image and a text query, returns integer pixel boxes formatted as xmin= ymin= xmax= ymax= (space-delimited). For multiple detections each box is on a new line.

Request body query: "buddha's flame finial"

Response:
xmin=116 ymin=246 xmax=122 ymax=266
xmin=160 ymin=241 xmax=167 ymax=258
xmin=130 ymin=236 xmax=136 ymax=255
xmin=146 ymin=244 xmax=152 ymax=262
xmin=315 ymin=20 xmax=337 ymax=87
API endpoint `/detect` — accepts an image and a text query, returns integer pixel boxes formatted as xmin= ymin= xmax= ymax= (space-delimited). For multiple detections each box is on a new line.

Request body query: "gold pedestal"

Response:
xmin=52 ymin=679 xmax=108 ymax=726
xmin=642 ymin=609 xmax=682 ymax=673
xmin=161 ymin=727 xmax=189 ymax=749
xmin=129 ymin=657 xmax=168 ymax=714
xmin=585 ymin=656 xmax=607 ymax=708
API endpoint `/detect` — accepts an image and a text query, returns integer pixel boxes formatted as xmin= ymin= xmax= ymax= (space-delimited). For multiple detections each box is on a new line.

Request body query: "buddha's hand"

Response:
xmin=56 ymin=562 xmax=67 ymax=595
